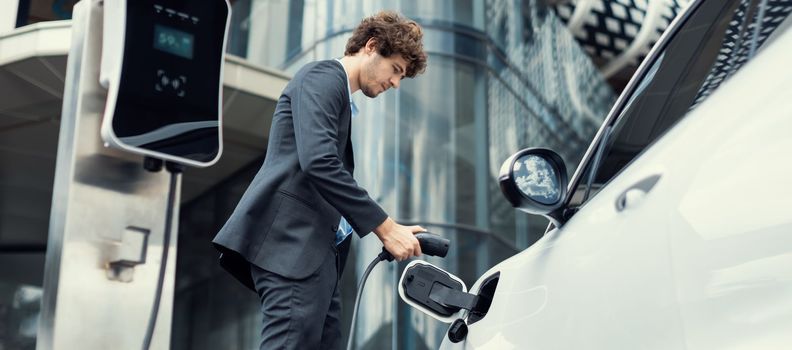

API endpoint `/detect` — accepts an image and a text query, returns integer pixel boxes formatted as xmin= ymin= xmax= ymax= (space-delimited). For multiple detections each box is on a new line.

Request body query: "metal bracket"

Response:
xmin=106 ymin=226 xmax=149 ymax=282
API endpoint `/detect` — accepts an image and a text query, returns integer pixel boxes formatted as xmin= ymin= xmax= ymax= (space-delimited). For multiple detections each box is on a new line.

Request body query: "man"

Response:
xmin=212 ymin=10 xmax=428 ymax=349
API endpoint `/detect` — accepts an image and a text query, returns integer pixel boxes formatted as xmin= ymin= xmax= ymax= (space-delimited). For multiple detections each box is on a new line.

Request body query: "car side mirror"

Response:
xmin=498 ymin=148 xmax=568 ymax=227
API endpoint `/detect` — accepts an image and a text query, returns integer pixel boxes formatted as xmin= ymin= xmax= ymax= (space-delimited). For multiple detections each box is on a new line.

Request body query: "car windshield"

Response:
xmin=568 ymin=0 xmax=792 ymax=208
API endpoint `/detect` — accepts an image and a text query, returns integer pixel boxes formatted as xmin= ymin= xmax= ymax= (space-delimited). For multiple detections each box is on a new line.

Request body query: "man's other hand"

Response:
xmin=373 ymin=217 xmax=424 ymax=261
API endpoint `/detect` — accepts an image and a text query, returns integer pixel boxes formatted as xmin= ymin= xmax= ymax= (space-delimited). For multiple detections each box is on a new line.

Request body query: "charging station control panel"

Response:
xmin=100 ymin=0 xmax=230 ymax=167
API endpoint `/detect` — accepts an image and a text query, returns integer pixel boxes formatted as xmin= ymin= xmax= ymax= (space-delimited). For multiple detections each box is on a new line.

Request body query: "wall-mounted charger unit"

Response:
xmin=99 ymin=0 xmax=231 ymax=167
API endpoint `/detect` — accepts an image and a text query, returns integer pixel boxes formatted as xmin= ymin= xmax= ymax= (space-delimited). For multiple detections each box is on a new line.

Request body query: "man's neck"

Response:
xmin=338 ymin=55 xmax=361 ymax=94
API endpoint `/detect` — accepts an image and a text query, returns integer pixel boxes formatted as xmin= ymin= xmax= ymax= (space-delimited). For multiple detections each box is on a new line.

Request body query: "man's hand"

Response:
xmin=373 ymin=217 xmax=425 ymax=261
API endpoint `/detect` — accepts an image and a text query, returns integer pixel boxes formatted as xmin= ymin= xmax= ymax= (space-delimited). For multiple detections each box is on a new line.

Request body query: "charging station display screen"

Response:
xmin=153 ymin=25 xmax=194 ymax=59
xmin=108 ymin=0 xmax=229 ymax=165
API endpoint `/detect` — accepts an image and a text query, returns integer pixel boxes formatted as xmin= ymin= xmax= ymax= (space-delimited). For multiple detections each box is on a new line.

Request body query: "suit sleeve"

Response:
xmin=291 ymin=64 xmax=388 ymax=236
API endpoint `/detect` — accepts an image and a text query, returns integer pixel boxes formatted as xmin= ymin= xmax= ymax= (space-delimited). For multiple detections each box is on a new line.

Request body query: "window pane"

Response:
xmin=572 ymin=0 xmax=792 ymax=205
xmin=17 ymin=0 xmax=78 ymax=26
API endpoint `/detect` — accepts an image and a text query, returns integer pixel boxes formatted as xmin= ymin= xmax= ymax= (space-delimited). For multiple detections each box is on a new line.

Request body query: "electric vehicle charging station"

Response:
xmin=38 ymin=1 xmax=230 ymax=349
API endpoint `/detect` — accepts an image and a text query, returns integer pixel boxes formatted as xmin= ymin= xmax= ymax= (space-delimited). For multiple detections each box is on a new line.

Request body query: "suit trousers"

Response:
xmin=250 ymin=237 xmax=350 ymax=350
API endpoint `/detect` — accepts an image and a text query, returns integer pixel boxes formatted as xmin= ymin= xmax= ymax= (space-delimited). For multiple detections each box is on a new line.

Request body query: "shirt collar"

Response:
xmin=334 ymin=58 xmax=358 ymax=118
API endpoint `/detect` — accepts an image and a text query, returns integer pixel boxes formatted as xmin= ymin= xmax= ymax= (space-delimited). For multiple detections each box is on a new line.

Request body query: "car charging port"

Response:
xmin=402 ymin=264 xmax=466 ymax=317
xmin=401 ymin=264 xmax=500 ymax=322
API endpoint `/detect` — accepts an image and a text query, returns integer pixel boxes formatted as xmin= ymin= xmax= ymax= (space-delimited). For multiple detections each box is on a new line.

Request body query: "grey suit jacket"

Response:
xmin=213 ymin=60 xmax=387 ymax=288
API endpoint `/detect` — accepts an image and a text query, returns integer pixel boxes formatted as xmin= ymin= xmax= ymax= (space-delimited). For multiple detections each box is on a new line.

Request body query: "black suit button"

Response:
xmin=332 ymin=225 xmax=339 ymax=232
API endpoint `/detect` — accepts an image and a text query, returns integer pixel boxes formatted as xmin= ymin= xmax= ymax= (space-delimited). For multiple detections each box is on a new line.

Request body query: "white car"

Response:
xmin=399 ymin=0 xmax=792 ymax=348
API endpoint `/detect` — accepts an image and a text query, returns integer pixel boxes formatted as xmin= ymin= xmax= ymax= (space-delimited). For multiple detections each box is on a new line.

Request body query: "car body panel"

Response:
xmin=438 ymin=7 xmax=792 ymax=349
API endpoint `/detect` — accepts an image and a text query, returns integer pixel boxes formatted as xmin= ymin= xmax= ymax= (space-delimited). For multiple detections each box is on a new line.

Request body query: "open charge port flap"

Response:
xmin=467 ymin=273 xmax=499 ymax=324
xmin=401 ymin=264 xmax=465 ymax=317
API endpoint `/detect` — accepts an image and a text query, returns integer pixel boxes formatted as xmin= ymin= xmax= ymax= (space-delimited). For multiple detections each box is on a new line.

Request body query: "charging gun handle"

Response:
xmin=415 ymin=232 xmax=450 ymax=257
xmin=379 ymin=232 xmax=450 ymax=261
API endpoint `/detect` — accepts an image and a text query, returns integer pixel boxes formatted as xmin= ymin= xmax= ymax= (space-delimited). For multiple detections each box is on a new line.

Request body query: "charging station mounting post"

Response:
xmin=38 ymin=1 xmax=230 ymax=349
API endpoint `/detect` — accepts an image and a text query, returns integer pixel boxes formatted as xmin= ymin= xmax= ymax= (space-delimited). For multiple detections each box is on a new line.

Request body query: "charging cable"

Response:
xmin=346 ymin=233 xmax=449 ymax=350
xmin=346 ymin=250 xmax=393 ymax=350
xmin=142 ymin=158 xmax=184 ymax=350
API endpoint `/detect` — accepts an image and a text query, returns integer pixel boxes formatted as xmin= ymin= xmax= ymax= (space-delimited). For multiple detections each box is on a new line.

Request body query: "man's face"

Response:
xmin=359 ymin=51 xmax=408 ymax=98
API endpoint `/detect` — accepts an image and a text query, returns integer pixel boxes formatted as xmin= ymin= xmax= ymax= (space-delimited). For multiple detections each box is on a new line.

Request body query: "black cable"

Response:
xmin=346 ymin=251 xmax=390 ymax=350
xmin=142 ymin=161 xmax=183 ymax=350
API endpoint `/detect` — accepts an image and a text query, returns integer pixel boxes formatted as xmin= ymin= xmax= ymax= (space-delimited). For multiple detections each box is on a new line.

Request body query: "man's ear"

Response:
xmin=364 ymin=38 xmax=378 ymax=55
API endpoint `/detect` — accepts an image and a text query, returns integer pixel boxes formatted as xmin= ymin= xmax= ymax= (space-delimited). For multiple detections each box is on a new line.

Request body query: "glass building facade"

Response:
xmin=173 ymin=0 xmax=614 ymax=349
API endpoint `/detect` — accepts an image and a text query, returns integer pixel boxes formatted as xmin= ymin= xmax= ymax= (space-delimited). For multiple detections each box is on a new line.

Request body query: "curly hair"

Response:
xmin=345 ymin=11 xmax=427 ymax=78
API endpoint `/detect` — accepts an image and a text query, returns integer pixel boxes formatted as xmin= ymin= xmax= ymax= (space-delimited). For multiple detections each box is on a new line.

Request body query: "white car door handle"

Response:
xmin=615 ymin=174 xmax=662 ymax=212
